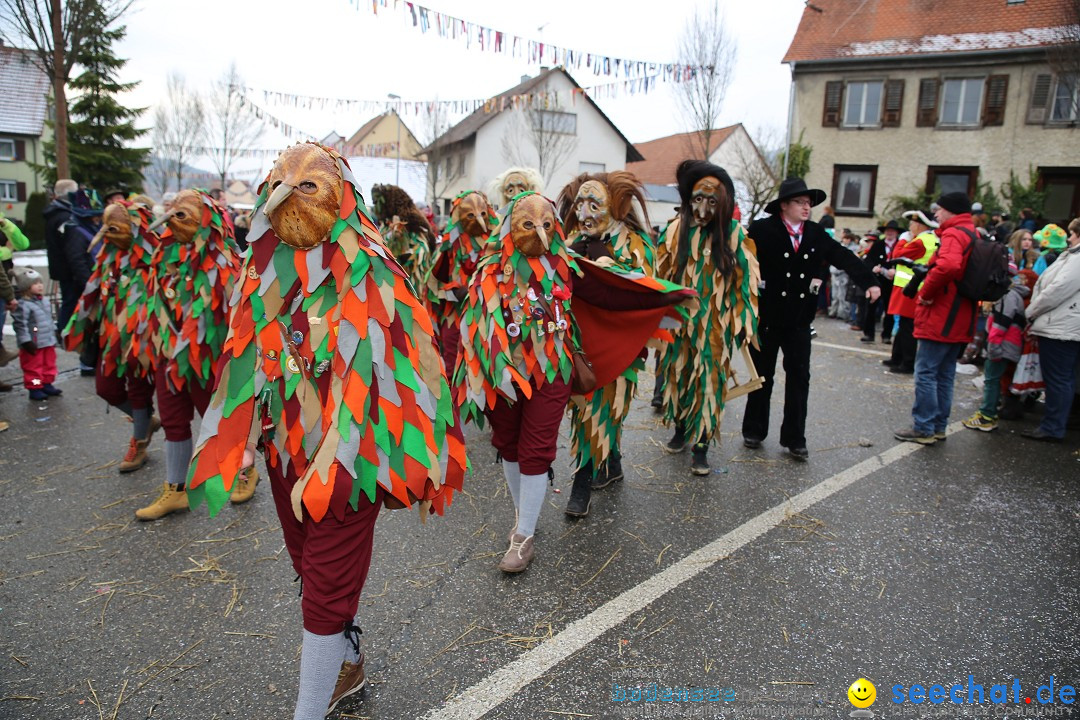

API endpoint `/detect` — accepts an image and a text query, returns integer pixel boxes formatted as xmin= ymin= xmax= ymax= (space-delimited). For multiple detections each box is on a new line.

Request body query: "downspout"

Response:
xmin=783 ymin=61 xmax=796 ymax=179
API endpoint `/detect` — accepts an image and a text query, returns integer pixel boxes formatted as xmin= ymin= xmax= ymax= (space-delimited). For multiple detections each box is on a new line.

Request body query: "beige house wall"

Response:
xmin=354 ymin=114 xmax=423 ymax=162
xmin=0 ymin=131 xmax=51 ymax=224
xmin=792 ymin=59 xmax=1080 ymax=230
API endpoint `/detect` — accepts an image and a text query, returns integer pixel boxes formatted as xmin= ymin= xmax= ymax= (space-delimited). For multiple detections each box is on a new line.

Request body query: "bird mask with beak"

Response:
xmin=162 ymin=189 xmax=206 ymax=244
xmin=510 ymin=193 xmax=556 ymax=257
xmin=100 ymin=203 xmax=134 ymax=250
xmin=452 ymin=191 xmax=493 ymax=238
xmin=261 ymin=143 xmax=344 ymax=249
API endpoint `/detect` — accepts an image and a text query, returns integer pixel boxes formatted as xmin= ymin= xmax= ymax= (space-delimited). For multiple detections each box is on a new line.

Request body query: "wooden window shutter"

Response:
xmin=1026 ymin=73 xmax=1052 ymax=124
xmin=882 ymin=79 xmax=905 ymax=127
xmin=982 ymin=75 xmax=1009 ymax=126
xmin=822 ymin=81 xmax=843 ymax=127
xmin=916 ymin=78 xmax=939 ymax=127
xmin=14 ymin=140 xmax=26 ymax=161
xmin=16 ymin=181 xmax=27 ymax=202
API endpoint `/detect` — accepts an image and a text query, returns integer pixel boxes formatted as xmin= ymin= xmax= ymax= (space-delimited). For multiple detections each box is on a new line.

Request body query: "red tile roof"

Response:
xmin=783 ymin=0 xmax=1076 ymax=63
xmin=626 ymin=126 xmax=739 ymax=186
xmin=0 ymin=46 xmax=50 ymax=136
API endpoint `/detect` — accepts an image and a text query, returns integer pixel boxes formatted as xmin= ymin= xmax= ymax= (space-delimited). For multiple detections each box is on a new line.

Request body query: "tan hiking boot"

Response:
xmin=327 ymin=655 xmax=366 ymax=715
xmin=135 ymin=483 xmax=189 ymax=521
xmin=498 ymin=534 xmax=535 ymax=573
xmin=118 ymin=437 xmax=151 ymax=473
xmin=0 ymin=420 xmax=9 ymax=432
xmin=229 ymin=466 xmax=259 ymax=504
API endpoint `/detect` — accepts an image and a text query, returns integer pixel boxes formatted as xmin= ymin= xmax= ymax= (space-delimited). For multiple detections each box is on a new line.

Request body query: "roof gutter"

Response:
xmin=788 ymin=45 xmax=1057 ymax=73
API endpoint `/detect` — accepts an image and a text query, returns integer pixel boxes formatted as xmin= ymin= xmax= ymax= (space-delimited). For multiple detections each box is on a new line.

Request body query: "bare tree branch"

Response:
xmin=500 ymin=107 xmax=578 ymax=181
xmin=732 ymin=125 xmax=781 ymax=221
xmin=151 ymin=72 xmax=205 ymax=193
xmin=416 ymin=101 xmax=454 ymax=211
xmin=1046 ymin=0 xmax=1080 ymax=121
xmin=206 ymin=62 xmax=264 ymax=192
xmin=673 ymin=0 xmax=738 ymax=160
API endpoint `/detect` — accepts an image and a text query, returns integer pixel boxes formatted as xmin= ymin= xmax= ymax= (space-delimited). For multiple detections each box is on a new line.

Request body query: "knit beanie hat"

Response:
xmin=13 ymin=267 xmax=42 ymax=294
xmin=1034 ymin=224 xmax=1067 ymax=251
xmin=936 ymin=192 xmax=972 ymax=215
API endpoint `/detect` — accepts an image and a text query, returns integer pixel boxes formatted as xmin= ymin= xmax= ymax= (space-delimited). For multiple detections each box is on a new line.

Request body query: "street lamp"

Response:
xmin=387 ymin=93 xmax=401 ymax=186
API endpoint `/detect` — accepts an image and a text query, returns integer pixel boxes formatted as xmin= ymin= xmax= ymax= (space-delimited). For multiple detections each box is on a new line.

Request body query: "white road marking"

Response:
xmin=422 ymin=423 xmax=960 ymax=720
xmin=813 ymin=339 xmax=892 ymax=357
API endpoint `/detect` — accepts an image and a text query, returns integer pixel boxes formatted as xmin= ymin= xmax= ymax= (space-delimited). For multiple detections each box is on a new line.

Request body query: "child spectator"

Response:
xmin=11 ymin=268 xmax=61 ymax=401
xmin=962 ymin=262 xmax=1028 ymax=432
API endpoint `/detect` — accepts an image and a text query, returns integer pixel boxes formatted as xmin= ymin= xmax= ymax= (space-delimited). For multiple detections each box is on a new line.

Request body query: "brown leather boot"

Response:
xmin=498 ymin=534 xmax=535 ymax=573
xmin=118 ymin=437 xmax=150 ymax=473
xmin=135 ymin=483 xmax=189 ymax=521
xmin=328 ymin=654 xmax=366 ymax=714
xmin=229 ymin=466 xmax=259 ymax=504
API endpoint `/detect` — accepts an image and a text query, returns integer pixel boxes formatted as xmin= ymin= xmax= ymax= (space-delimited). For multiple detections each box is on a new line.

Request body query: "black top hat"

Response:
xmin=877 ymin=219 xmax=902 ymax=232
xmin=765 ymin=178 xmax=827 ymax=215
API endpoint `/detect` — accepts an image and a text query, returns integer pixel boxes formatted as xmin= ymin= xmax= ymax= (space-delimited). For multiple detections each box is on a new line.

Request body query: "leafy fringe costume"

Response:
xmin=453 ymin=192 xmax=579 ymax=426
xmin=567 ymin=224 xmax=655 ymax=474
xmin=186 ymin=151 xmax=467 ymax=522
xmin=63 ymin=204 xmax=157 ymax=380
xmin=381 ymin=223 xmax=432 ymax=293
xmin=147 ymin=190 xmax=242 ymax=394
xmin=656 ymin=217 xmax=759 ymax=445
xmin=425 ymin=191 xmax=498 ymax=327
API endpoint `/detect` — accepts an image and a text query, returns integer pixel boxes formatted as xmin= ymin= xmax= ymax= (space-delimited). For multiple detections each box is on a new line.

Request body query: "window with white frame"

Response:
xmin=940 ymin=78 xmax=984 ymax=125
xmin=533 ymin=110 xmax=577 ymax=135
xmin=0 ymin=139 xmax=14 ymax=161
xmin=0 ymin=180 xmax=17 ymax=201
xmin=579 ymin=162 xmax=606 ymax=174
xmin=1051 ymin=74 xmax=1078 ymax=122
xmin=843 ymin=81 xmax=883 ymax=127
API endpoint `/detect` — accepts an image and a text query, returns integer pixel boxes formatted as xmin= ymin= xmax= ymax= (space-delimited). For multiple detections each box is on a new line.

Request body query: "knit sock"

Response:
xmin=132 ymin=407 xmax=151 ymax=441
xmin=343 ymin=619 xmax=362 ymax=664
xmin=502 ymin=460 xmax=521 ymax=509
xmin=294 ymin=629 xmax=345 ymax=720
xmin=165 ymin=438 xmax=193 ymax=489
xmin=515 ymin=472 xmax=547 ymax=538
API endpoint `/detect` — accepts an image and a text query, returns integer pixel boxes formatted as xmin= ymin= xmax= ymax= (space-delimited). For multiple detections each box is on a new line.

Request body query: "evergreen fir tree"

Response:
xmin=40 ymin=5 xmax=150 ymax=191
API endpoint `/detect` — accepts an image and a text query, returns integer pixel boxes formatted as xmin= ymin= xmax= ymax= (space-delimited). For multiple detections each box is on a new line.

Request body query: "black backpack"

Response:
xmin=954 ymin=228 xmax=1011 ymax=302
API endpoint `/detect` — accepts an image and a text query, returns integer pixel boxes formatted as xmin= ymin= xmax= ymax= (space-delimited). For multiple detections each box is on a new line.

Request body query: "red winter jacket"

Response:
xmin=913 ymin=213 xmax=978 ymax=344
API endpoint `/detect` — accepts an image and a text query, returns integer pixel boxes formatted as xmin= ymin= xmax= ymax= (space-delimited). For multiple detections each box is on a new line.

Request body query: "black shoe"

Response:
xmin=881 ymin=358 xmax=899 ymax=367
xmin=690 ymin=444 xmax=710 ymax=475
xmin=888 ymin=365 xmax=914 ymax=374
xmin=882 ymin=336 xmax=892 ymax=344
xmin=0 ymin=381 xmax=12 ymax=392
xmin=860 ymin=336 xmax=876 ymax=343
xmin=42 ymin=384 xmax=63 ymax=396
xmin=591 ymin=454 xmax=624 ymax=490
xmin=1019 ymin=428 xmax=1063 ymax=443
xmin=565 ymin=465 xmax=593 ymax=517
xmin=784 ymin=445 xmax=809 ymax=461
xmin=743 ymin=436 xmax=763 ymax=449
xmin=664 ymin=425 xmax=688 ymax=454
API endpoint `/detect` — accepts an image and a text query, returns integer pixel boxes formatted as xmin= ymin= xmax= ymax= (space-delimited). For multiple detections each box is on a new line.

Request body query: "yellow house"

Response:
xmin=343 ymin=110 xmax=423 ymax=162
xmin=0 ymin=43 xmax=52 ymax=223
xmin=783 ymin=0 xmax=1079 ymax=228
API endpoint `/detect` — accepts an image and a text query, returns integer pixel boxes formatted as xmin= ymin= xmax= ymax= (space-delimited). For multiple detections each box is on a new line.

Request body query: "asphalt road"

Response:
xmin=1 ymin=318 xmax=1077 ymax=720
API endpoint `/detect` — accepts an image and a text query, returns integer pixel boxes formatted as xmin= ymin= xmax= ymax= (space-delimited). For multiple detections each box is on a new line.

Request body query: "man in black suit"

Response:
xmin=743 ymin=178 xmax=881 ymax=461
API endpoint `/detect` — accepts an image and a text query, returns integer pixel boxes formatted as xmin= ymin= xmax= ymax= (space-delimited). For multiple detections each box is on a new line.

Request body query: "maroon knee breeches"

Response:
xmin=155 ymin=363 xmax=213 ymax=441
xmin=486 ymin=377 xmax=571 ymax=475
xmin=95 ymin=364 xmax=154 ymax=411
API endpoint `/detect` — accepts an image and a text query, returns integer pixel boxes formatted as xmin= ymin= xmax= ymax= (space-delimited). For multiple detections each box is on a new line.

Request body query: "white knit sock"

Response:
xmin=502 ymin=460 xmax=521 ymax=508
xmin=516 ymin=473 xmax=547 ymax=538
xmin=294 ymin=630 xmax=345 ymax=720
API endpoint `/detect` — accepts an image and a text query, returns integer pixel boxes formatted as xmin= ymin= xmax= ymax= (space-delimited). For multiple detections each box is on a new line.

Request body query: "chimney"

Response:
xmin=520 ymin=74 xmax=531 ymax=83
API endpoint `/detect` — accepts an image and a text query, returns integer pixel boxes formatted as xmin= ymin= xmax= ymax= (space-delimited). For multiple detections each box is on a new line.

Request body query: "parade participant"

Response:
xmin=455 ymin=192 xmax=575 ymax=571
xmin=557 ymin=171 xmax=692 ymax=511
xmin=425 ymin=190 xmax=497 ymax=372
xmin=654 ymin=160 xmax=759 ymax=476
xmin=369 ymin=183 xmax=433 ymax=289
xmin=134 ymin=189 xmax=247 ymax=521
xmin=185 ymin=143 xmax=467 ymax=719
xmin=743 ymin=178 xmax=880 ymax=461
xmin=64 ymin=200 xmax=160 ymax=472
xmin=882 ymin=210 xmax=939 ymax=374
xmin=488 ymin=166 xmax=543 ymax=208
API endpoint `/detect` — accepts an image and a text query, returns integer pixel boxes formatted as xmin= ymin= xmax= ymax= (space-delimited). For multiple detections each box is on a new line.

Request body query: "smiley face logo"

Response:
xmin=848 ymin=678 xmax=876 ymax=709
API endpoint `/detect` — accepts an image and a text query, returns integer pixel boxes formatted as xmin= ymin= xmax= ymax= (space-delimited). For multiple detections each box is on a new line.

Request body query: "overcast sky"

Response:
xmin=112 ymin=0 xmax=806 ymax=179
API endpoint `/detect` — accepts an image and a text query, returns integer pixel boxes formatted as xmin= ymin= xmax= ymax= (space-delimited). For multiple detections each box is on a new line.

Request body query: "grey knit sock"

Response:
xmin=343 ymin=619 xmax=362 ymax=664
xmin=294 ymin=629 xmax=345 ymax=720
xmin=502 ymin=460 xmax=521 ymax=508
xmin=132 ymin=407 xmax=151 ymax=441
xmin=165 ymin=438 xmax=192 ymax=489
xmin=516 ymin=472 xmax=547 ymax=538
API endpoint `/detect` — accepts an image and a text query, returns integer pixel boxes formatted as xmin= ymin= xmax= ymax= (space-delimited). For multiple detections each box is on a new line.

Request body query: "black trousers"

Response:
xmin=742 ymin=323 xmax=812 ymax=448
xmin=889 ymin=316 xmax=916 ymax=369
